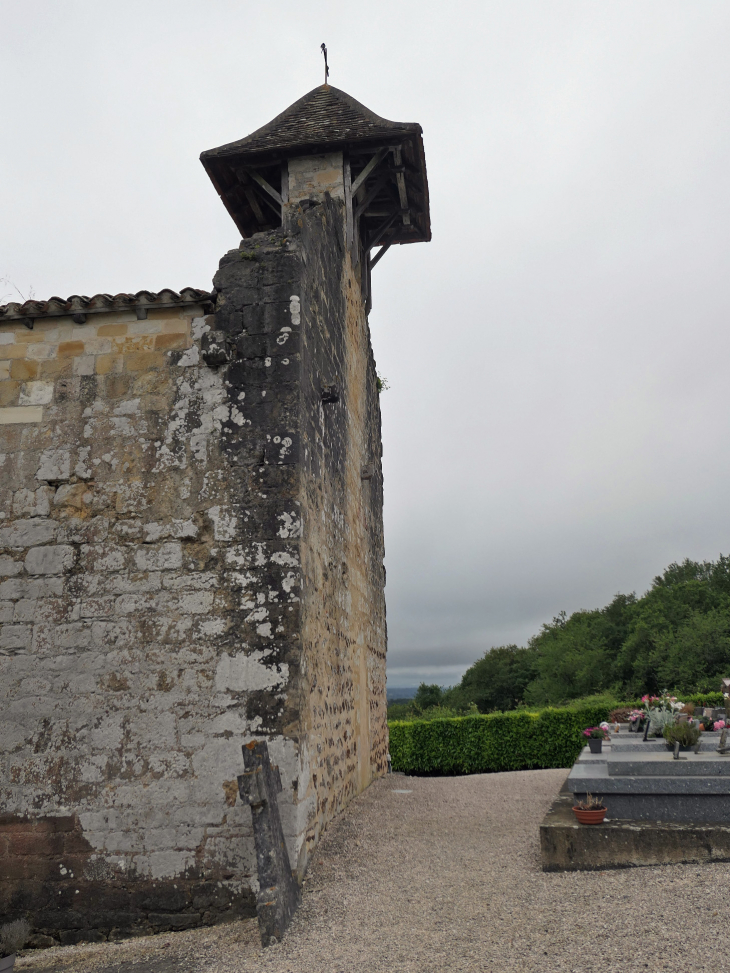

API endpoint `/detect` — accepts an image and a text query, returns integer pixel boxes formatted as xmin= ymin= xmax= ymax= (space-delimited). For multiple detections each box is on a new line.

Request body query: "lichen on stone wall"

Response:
xmin=0 ymin=189 xmax=387 ymax=942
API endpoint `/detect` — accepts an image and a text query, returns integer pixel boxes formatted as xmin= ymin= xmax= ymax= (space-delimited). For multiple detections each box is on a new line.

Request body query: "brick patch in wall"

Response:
xmin=0 ymin=812 xmax=254 ymax=945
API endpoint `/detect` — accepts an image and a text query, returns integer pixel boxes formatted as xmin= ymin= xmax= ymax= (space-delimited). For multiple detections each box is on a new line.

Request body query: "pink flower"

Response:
xmin=714 ymin=720 xmax=726 ymax=731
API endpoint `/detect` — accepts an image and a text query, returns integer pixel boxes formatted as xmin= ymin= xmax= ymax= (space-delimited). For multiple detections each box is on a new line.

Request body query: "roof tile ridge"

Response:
xmin=0 ymin=287 xmax=213 ymax=320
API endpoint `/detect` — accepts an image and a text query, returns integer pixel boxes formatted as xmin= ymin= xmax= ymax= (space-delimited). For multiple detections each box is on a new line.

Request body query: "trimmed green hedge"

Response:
xmin=667 ymin=692 xmax=724 ymax=707
xmin=388 ymin=703 xmax=614 ymax=775
xmin=388 ymin=693 xmax=730 ymax=776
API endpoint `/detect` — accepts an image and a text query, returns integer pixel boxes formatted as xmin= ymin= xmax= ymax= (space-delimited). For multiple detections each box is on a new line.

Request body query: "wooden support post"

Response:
xmin=246 ymin=168 xmax=283 ymax=206
xmin=354 ymin=172 xmax=390 ymax=222
xmin=344 ymin=154 xmax=354 ymax=251
xmin=365 ymin=257 xmax=373 ymax=313
xmin=280 ymin=161 xmax=289 ymax=205
xmin=350 ymin=146 xmax=389 ymax=196
xmin=369 ymin=211 xmax=398 ymax=250
xmin=256 ymin=187 xmax=283 ymax=221
xmin=242 ymin=183 xmax=266 ymax=225
xmin=369 ymin=242 xmax=392 ymax=270
xmin=361 ymin=248 xmax=370 ymax=306
xmin=393 ymin=147 xmax=411 ymax=225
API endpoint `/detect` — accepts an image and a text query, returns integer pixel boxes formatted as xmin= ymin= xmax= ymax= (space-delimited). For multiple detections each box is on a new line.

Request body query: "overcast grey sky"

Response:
xmin=3 ymin=1 xmax=730 ymax=687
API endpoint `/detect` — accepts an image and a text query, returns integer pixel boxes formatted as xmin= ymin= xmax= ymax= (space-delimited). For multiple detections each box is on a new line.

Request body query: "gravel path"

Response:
xmin=17 ymin=769 xmax=730 ymax=973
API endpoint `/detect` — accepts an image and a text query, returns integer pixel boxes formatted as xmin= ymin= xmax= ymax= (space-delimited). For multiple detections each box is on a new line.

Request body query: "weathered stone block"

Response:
xmin=25 ymin=544 xmax=75 ymax=575
xmin=0 ymin=624 xmax=32 ymax=650
xmin=0 ymin=519 xmax=56 ymax=548
xmin=0 ymin=556 xmax=23 ymax=577
xmin=133 ymin=542 xmax=182 ymax=572
xmin=12 ymin=599 xmax=38 ymax=622
xmin=35 ymin=447 xmax=72 ymax=482
xmin=12 ymin=486 xmax=53 ymax=517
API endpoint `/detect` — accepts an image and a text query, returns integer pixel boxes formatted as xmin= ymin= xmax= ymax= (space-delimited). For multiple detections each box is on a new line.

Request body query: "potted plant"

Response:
xmin=640 ymin=693 xmax=680 ymax=737
xmin=583 ymin=727 xmax=606 ymax=753
xmin=0 ymin=920 xmax=30 ymax=971
xmin=628 ymin=709 xmax=646 ymax=733
xmin=663 ymin=722 xmax=700 ymax=751
xmin=572 ymin=793 xmax=607 ymax=825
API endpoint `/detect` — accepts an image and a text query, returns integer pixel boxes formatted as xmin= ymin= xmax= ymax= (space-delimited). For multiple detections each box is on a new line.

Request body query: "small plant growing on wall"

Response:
xmin=376 ymin=372 xmax=390 ymax=393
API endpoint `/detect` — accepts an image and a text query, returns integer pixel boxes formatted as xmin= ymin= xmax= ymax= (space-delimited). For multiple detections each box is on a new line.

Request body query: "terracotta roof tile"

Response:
xmin=0 ymin=287 xmax=212 ymax=323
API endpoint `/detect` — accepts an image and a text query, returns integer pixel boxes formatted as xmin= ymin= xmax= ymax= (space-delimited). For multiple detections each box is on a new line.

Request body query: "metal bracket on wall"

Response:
xmin=321 ymin=384 xmax=340 ymax=403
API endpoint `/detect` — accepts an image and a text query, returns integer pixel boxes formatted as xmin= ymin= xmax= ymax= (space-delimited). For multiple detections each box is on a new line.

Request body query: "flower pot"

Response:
xmin=0 ymin=954 xmax=16 ymax=972
xmin=572 ymin=807 xmax=607 ymax=825
xmin=587 ymin=739 xmax=602 ymax=754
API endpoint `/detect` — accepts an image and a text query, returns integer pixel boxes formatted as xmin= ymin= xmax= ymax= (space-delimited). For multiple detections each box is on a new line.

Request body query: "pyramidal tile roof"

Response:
xmin=201 ymin=84 xmax=421 ymax=162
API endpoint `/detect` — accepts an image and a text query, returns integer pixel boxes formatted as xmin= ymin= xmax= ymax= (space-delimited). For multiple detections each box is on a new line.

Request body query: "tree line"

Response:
xmin=406 ymin=556 xmax=730 ymax=716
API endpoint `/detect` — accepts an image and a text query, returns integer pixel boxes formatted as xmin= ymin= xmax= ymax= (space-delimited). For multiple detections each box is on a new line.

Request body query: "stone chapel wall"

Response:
xmin=0 ymin=194 xmax=387 ymax=942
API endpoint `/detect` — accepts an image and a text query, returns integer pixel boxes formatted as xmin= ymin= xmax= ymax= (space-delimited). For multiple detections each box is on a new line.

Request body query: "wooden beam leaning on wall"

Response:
xmin=344 ymin=155 xmax=354 ymax=250
xmin=348 ymin=146 xmax=393 ymax=264
xmin=239 ymin=175 xmax=267 ymax=225
xmin=392 ymin=146 xmax=410 ymax=225
xmin=237 ymin=169 xmax=284 ymax=228
xmin=247 ymin=168 xmax=284 ymax=207
xmin=369 ymin=242 xmax=392 ymax=270
xmin=238 ymin=741 xmax=300 ymax=947
xmin=350 ymin=146 xmax=390 ymax=196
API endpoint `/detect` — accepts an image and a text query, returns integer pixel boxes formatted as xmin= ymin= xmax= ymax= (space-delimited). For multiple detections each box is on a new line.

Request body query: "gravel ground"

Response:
xmin=16 ymin=769 xmax=730 ymax=973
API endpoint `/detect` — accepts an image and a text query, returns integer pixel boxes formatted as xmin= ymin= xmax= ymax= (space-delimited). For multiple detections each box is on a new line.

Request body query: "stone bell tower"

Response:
xmin=200 ymin=83 xmax=431 ymax=310
xmin=0 ymin=84 xmax=430 ymax=943
xmin=195 ymin=80 xmax=432 ymax=854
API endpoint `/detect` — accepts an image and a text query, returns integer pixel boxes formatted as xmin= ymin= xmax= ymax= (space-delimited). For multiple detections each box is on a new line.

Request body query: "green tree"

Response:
xmin=413 ymin=683 xmax=443 ymax=710
xmin=525 ymin=611 xmax=614 ymax=706
xmin=427 ymin=554 xmax=730 ymax=715
xmin=447 ymin=645 xmax=539 ymax=713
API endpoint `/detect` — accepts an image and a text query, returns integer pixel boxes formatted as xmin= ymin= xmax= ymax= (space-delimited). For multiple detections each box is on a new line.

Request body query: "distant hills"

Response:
xmin=386 ymin=686 xmax=419 ymax=702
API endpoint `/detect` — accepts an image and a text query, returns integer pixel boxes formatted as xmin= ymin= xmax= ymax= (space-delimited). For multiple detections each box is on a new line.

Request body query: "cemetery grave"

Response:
xmin=541 ymin=703 xmax=730 ymax=870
